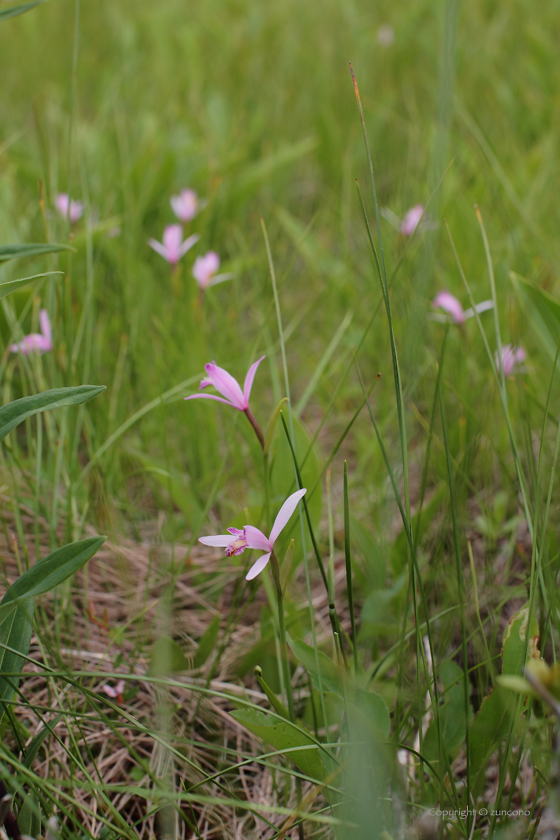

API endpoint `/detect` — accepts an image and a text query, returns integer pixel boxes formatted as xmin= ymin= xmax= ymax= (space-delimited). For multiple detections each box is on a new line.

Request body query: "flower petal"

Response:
xmin=243 ymin=355 xmax=266 ymax=404
xmin=40 ymin=309 xmax=52 ymax=345
xmin=243 ymin=525 xmax=272 ymax=552
xmin=269 ymin=488 xmax=307 ymax=546
xmin=246 ymin=552 xmax=271 ymax=580
xmin=178 ymin=233 xmax=200 ymax=258
xmin=204 ymin=361 xmax=245 ymax=409
xmin=184 ymin=393 xmax=235 ymax=406
xmin=199 ymin=535 xmax=236 ymax=547
xmin=432 ymin=290 xmax=465 ymax=324
xmin=147 ymin=238 xmax=169 ymax=260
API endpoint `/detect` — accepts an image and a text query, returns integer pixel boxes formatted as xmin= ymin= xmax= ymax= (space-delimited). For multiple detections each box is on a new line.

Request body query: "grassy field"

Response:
xmin=1 ymin=0 xmax=560 ymax=837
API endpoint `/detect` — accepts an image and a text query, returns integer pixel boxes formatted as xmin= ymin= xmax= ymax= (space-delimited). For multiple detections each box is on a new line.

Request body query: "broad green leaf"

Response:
xmin=289 ymin=637 xmax=390 ymax=737
xmin=469 ymin=603 xmax=537 ymax=786
xmin=0 ymin=537 xmax=105 ymax=718
xmin=23 ymin=713 xmax=63 ymax=767
xmin=501 ymin=602 xmax=540 ymax=675
xmin=1 ymin=537 xmax=106 ymax=613
xmin=17 ymin=791 xmax=41 ymax=838
xmin=0 ymin=271 xmax=61 ymax=299
xmin=423 ymin=660 xmax=473 ymax=771
xmin=230 ymin=708 xmax=326 ymax=782
xmin=0 ymin=2 xmax=41 ymax=22
xmin=254 ymin=665 xmax=290 ymax=720
xmin=0 ymin=242 xmax=72 ymax=262
xmin=511 ymin=273 xmax=560 ymax=362
xmin=193 ymin=614 xmax=220 ymax=669
xmin=149 ymin=636 xmax=190 ymax=675
xmin=469 ymin=687 xmax=515 ymax=785
xmin=288 ymin=637 xmax=342 ymax=695
xmin=0 ymin=598 xmax=33 ymax=719
xmin=0 ymin=385 xmax=106 ymax=444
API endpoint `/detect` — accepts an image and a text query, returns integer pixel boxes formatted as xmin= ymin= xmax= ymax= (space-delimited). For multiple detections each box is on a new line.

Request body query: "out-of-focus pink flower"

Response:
xmin=193 ymin=251 xmax=233 ymax=290
xmin=10 ymin=310 xmax=52 ymax=355
xmin=148 ymin=224 xmax=199 ymax=266
xmin=199 ymin=488 xmax=307 ymax=580
xmin=55 ymin=193 xmax=84 ymax=224
xmin=185 ymin=357 xmax=265 ymax=411
xmin=432 ymin=290 xmax=494 ymax=324
xmin=496 ymin=344 xmax=526 ymax=377
xmin=400 ymin=204 xmax=424 ymax=236
xmin=170 ymin=189 xmax=201 ymax=223
xmin=101 ymin=679 xmax=126 ymax=701
xmin=433 ymin=290 xmax=465 ymax=324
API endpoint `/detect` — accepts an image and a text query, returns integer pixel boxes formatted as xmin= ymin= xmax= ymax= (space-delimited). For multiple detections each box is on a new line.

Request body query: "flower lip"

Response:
xmin=198 ymin=488 xmax=307 ymax=581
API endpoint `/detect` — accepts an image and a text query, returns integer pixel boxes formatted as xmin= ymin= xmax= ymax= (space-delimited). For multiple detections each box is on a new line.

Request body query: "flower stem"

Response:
xmin=244 ymin=407 xmax=265 ymax=450
xmin=270 ymin=551 xmax=305 ymax=840
xmin=270 ymin=551 xmax=295 ymax=721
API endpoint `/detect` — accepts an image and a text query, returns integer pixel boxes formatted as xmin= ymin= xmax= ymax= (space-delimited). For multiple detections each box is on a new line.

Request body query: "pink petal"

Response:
xmin=199 ymin=535 xmax=236 ymax=547
xmin=432 ymin=290 xmax=465 ymax=324
xmin=400 ymin=204 xmax=424 ymax=236
xmin=184 ymin=393 xmax=235 ymax=407
xmin=115 ymin=679 xmax=126 ymax=694
xmin=178 ymin=233 xmax=200 ymax=258
xmin=101 ymin=685 xmax=118 ymax=698
xmin=40 ymin=309 xmax=52 ymax=345
xmin=243 ymin=525 xmax=272 ymax=552
xmin=55 ymin=193 xmax=69 ymax=216
xmin=243 ymin=355 xmax=266 ymax=404
xmin=246 ymin=552 xmax=272 ymax=581
xmin=269 ymin=488 xmax=307 ymax=546
xmin=515 ymin=346 xmax=526 ymax=364
xmin=204 ymin=361 xmax=245 ymax=409
xmin=147 ymin=238 xmax=169 ymax=260
xmin=193 ymin=252 xmax=220 ymax=288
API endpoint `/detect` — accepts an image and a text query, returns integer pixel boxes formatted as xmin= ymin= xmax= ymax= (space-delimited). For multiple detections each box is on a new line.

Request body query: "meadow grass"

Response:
xmin=0 ymin=0 xmax=560 ymax=837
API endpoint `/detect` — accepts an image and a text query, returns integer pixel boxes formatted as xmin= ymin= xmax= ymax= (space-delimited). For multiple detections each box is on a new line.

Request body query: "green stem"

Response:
xmin=270 ymin=551 xmax=295 ymax=722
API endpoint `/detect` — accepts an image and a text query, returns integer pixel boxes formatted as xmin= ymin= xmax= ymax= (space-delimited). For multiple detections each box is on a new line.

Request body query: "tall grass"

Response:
xmin=1 ymin=0 xmax=560 ymax=837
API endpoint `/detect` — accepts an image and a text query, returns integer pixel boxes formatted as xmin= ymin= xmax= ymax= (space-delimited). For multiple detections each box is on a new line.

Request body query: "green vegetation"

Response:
xmin=1 ymin=0 xmax=560 ymax=837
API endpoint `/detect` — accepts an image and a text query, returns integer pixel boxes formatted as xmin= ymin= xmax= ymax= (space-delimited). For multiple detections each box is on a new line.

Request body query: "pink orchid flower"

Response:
xmin=148 ymin=224 xmax=200 ymax=266
xmin=432 ymin=290 xmax=494 ymax=324
xmin=170 ymin=189 xmax=201 ymax=223
xmin=193 ymin=252 xmax=233 ymax=290
xmin=101 ymin=679 xmax=126 ymax=701
xmin=400 ymin=204 xmax=424 ymax=236
xmin=496 ymin=344 xmax=526 ymax=377
xmin=10 ymin=309 xmax=53 ymax=356
xmin=200 ymin=488 xmax=307 ymax=580
xmin=185 ymin=357 xmax=266 ymax=446
xmin=55 ymin=193 xmax=84 ymax=224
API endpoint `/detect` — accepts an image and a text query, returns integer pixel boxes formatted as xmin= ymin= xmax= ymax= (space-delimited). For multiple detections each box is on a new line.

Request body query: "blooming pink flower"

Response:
xmin=496 ymin=344 xmax=526 ymax=377
xmin=101 ymin=679 xmax=126 ymax=700
xmin=148 ymin=224 xmax=199 ymax=266
xmin=170 ymin=189 xmax=200 ymax=223
xmin=10 ymin=309 xmax=52 ymax=355
xmin=400 ymin=204 xmax=424 ymax=236
xmin=185 ymin=357 xmax=265 ymax=411
xmin=55 ymin=193 xmax=84 ymax=224
xmin=199 ymin=488 xmax=307 ymax=580
xmin=192 ymin=251 xmax=233 ymax=290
